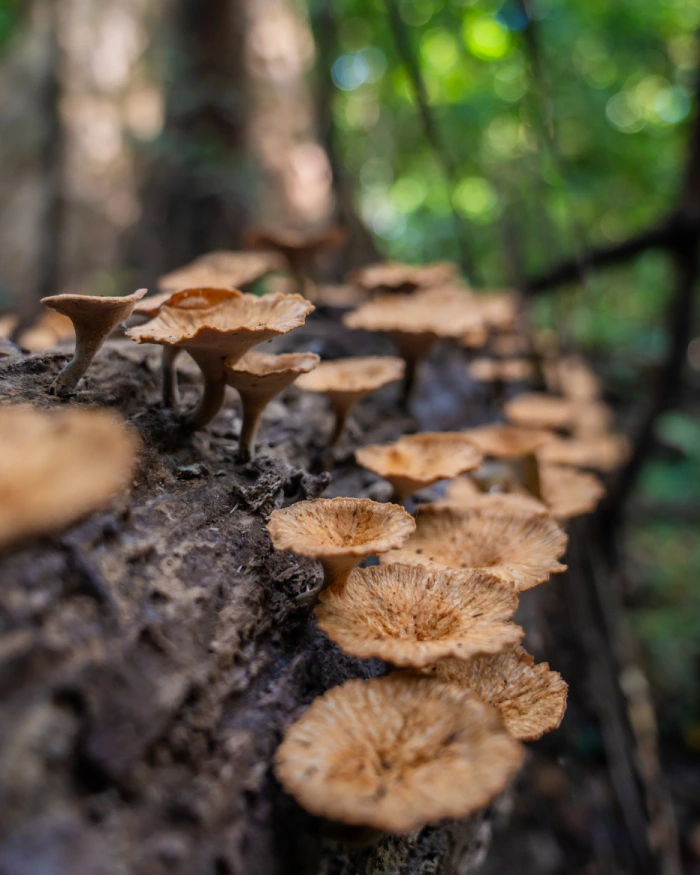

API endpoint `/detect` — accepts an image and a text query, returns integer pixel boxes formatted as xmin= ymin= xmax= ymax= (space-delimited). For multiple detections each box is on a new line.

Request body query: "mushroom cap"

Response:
xmin=572 ymin=400 xmax=614 ymax=438
xmin=490 ymin=332 xmax=530 ymax=357
xmin=537 ymin=434 xmax=630 ymax=472
xmin=295 ymin=356 xmax=405 ymax=403
xmin=382 ymin=505 xmax=567 ymax=592
xmin=344 ymin=291 xmax=483 ymax=341
xmin=539 ymin=464 xmax=605 ymax=520
xmin=418 ymin=648 xmax=568 ymax=741
xmin=545 ymin=355 xmax=601 ymax=401
xmin=127 ymin=288 xmax=313 ymax=365
xmin=0 ymin=406 xmax=139 ymax=550
xmin=439 ymin=477 xmax=549 ymax=516
xmin=316 ymin=564 xmax=522 ymax=668
xmin=314 ymin=284 xmax=370 ymax=309
xmin=18 ymin=310 xmax=75 ymax=352
xmin=246 ymin=225 xmax=346 ymax=256
xmin=469 ymin=358 xmax=533 ymax=383
xmin=42 ymin=289 xmax=147 ymax=334
xmin=462 ymin=424 xmax=554 ymax=459
xmin=504 ymin=392 xmax=577 ymax=431
xmin=348 ymin=261 xmax=457 ymax=292
xmin=275 ymin=674 xmax=524 ymax=833
xmin=267 ymin=497 xmax=415 ymax=561
xmin=224 ymin=350 xmax=320 ymax=396
xmin=158 ymin=250 xmax=284 ymax=294
xmin=131 ymin=290 xmax=179 ymax=319
xmin=355 ymin=433 xmax=483 ymax=497
xmin=473 ymin=292 xmax=520 ymax=331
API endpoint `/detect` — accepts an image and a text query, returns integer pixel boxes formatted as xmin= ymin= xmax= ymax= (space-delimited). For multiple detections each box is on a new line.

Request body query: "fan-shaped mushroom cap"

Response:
xmin=316 ymin=564 xmax=522 ymax=667
xmin=545 ymin=355 xmax=601 ymax=401
xmin=275 ymin=674 xmax=523 ymax=833
xmin=344 ymin=292 xmax=482 ymax=341
xmin=158 ymin=250 xmax=284 ymax=294
xmin=539 ymin=464 xmax=605 ymax=520
xmin=418 ymin=648 xmax=568 ymax=741
xmin=0 ymin=406 xmax=139 ymax=550
xmin=472 ymin=292 xmax=520 ymax=332
xmin=462 ymin=424 xmax=553 ymax=459
xmin=355 ymin=433 xmax=483 ymax=500
xmin=439 ymin=477 xmax=549 ymax=516
xmin=267 ymin=497 xmax=415 ymax=590
xmin=572 ymin=400 xmax=614 ymax=438
xmin=537 ymin=434 xmax=630 ymax=472
xmin=504 ymin=392 xmax=577 ymax=431
xmin=382 ymin=505 xmax=567 ymax=592
xmin=247 ymin=225 xmax=346 ymax=256
xmin=348 ymin=261 xmax=457 ymax=293
xmin=469 ymin=358 xmax=533 ymax=383
xmin=225 ymin=350 xmax=320 ymax=398
xmin=131 ymin=290 xmax=178 ymax=319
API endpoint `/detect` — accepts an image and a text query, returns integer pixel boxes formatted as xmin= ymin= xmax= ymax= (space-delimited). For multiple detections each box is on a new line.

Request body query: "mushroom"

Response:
xmin=468 ymin=358 xmax=533 ymax=384
xmin=347 ymin=260 xmax=458 ymax=295
xmin=418 ymin=647 xmax=568 ymax=742
xmin=275 ymin=674 xmax=524 ymax=834
xmin=315 ymin=564 xmax=522 ymax=667
xmin=490 ymin=331 xmax=531 ymax=358
xmin=538 ymin=464 xmax=605 ymax=521
xmin=266 ymin=497 xmax=415 ymax=604
xmin=41 ymin=288 xmax=147 ymax=396
xmin=382 ymin=505 xmax=567 ymax=592
xmin=158 ymin=250 xmax=284 ymax=295
xmin=504 ymin=392 xmax=578 ymax=432
xmin=127 ymin=288 xmax=313 ymax=430
xmin=344 ymin=292 xmax=483 ymax=400
xmin=544 ymin=354 xmax=601 ymax=401
xmin=224 ymin=350 xmax=320 ymax=462
xmin=0 ymin=406 xmax=139 ymax=550
xmin=572 ymin=400 xmax=615 ymax=438
xmin=537 ymin=434 xmax=630 ymax=473
xmin=462 ymin=423 xmax=554 ymax=459
xmin=295 ymin=356 xmax=405 ymax=445
xmin=355 ymin=432 xmax=483 ymax=501
xmin=439 ymin=476 xmax=549 ymax=516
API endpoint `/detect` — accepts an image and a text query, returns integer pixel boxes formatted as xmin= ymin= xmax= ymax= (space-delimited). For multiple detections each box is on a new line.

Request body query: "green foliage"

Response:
xmin=0 ymin=0 xmax=20 ymax=57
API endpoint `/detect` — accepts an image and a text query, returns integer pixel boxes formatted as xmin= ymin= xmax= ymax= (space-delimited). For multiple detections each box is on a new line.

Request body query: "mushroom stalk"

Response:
xmin=183 ymin=365 xmax=228 ymax=431
xmin=237 ymin=394 xmax=266 ymax=462
xmin=161 ymin=346 xmax=183 ymax=408
xmin=49 ymin=326 xmax=105 ymax=396
xmin=393 ymin=333 xmax=434 ymax=404
xmin=297 ymin=556 xmax=358 ymax=609
xmin=513 ymin=452 xmax=543 ymax=501
xmin=329 ymin=399 xmax=354 ymax=446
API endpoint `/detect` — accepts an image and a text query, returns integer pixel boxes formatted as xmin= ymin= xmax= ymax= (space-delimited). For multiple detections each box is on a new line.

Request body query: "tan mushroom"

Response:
xmin=462 ymin=423 xmax=553 ymax=459
xmin=439 ymin=476 xmax=549 ymax=516
xmin=275 ymin=674 xmax=524 ymax=834
xmin=316 ymin=564 xmax=522 ymax=667
xmin=544 ymin=355 xmax=601 ymax=401
xmin=15 ymin=310 xmax=74 ymax=353
xmin=158 ymin=250 xmax=284 ymax=295
xmin=41 ymin=289 xmax=147 ymax=396
xmin=572 ymin=400 xmax=615 ymax=438
xmin=472 ymin=291 xmax=520 ymax=332
xmin=295 ymin=356 xmax=404 ymax=445
xmin=539 ymin=464 xmax=605 ymax=521
xmin=267 ymin=497 xmax=415 ymax=603
xmin=355 ymin=432 xmax=483 ymax=501
xmin=504 ymin=392 xmax=578 ymax=432
xmin=382 ymin=505 xmax=567 ymax=592
xmin=224 ymin=350 xmax=319 ymax=461
xmin=490 ymin=331 xmax=531 ymax=357
xmin=347 ymin=260 xmax=457 ymax=294
xmin=418 ymin=647 xmax=568 ymax=741
xmin=468 ymin=358 xmax=533 ymax=384
xmin=537 ymin=434 xmax=630 ymax=473
xmin=0 ymin=406 xmax=139 ymax=550
xmin=127 ymin=288 xmax=313 ymax=430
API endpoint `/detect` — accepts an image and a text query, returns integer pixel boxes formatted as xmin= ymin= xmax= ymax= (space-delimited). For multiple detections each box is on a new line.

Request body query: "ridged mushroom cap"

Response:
xmin=275 ymin=674 xmax=524 ymax=833
xmin=0 ymin=406 xmax=139 ymax=550
xmin=463 ymin=424 xmax=553 ymax=459
xmin=355 ymin=433 xmax=483 ymax=498
xmin=225 ymin=350 xmax=319 ymax=397
xmin=537 ymin=434 xmax=630 ymax=472
xmin=42 ymin=288 xmax=147 ymax=336
xmin=418 ymin=647 xmax=568 ymax=741
xmin=344 ymin=292 xmax=482 ymax=340
xmin=504 ymin=393 xmax=578 ymax=431
xmin=439 ymin=477 xmax=549 ymax=516
xmin=158 ymin=250 xmax=284 ymax=294
xmin=316 ymin=564 xmax=522 ymax=667
xmin=348 ymin=261 xmax=457 ymax=292
xmin=246 ymin=225 xmax=346 ymax=256
xmin=267 ymin=497 xmax=415 ymax=561
xmin=382 ymin=505 xmax=567 ymax=591
xmin=295 ymin=356 xmax=405 ymax=401
xmin=539 ymin=464 xmax=606 ymax=520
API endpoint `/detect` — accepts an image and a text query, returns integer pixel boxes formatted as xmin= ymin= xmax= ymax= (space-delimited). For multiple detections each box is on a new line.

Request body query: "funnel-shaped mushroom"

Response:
xmin=348 ymin=261 xmax=457 ymax=294
xmin=439 ymin=476 xmax=548 ymax=516
xmin=158 ymin=250 xmax=284 ymax=295
xmin=295 ymin=356 xmax=404 ymax=445
xmin=267 ymin=497 xmax=415 ymax=603
xmin=469 ymin=358 xmax=533 ymax=384
xmin=462 ymin=424 xmax=553 ymax=459
xmin=572 ymin=400 xmax=614 ymax=438
xmin=473 ymin=292 xmax=520 ymax=332
xmin=275 ymin=674 xmax=524 ymax=834
xmin=41 ymin=289 xmax=147 ymax=395
xmin=539 ymin=464 xmax=605 ymax=521
xmin=383 ymin=505 xmax=567 ymax=592
xmin=18 ymin=310 xmax=75 ymax=353
xmin=490 ymin=331 xmax=530 ymax=357
xmin=545 ymin=355 xmax=601 ymax=401
xmin=418 ymin=647 xmax=568 ymax=741
xmin=127 ymin=288 xmax=313 ymax=430
xmin=0 ymin=406 xmax=139 ymax=550
xmin=504 ymin=392 xmax=577 ymax=432
xmin=355 ymin=432 xmax=483 ymax=501
xmin=316 ymin=564 xmax=522 ymax=667
xmin=537 ymin=434 xmax=630 ymax=473
xmin=246 ymin=226 xmax=345 ymax=296
xmin=225 ymin=350 xmax=319 ymax=461
xmin=344 ymin=293 xmax=483 ymax=400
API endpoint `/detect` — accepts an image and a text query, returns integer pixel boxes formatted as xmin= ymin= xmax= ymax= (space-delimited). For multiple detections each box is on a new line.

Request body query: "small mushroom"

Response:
xmin=490 ymin=331 xmax=531 ymax=358
xmin=246 ymin=226 xmax=346 ymax=296
xmin=127 ymin=288 xmax=313 ymax=430
xmin=316 ymin=564 xmax=522 ymax=667
xmin=295 ymin=356 xmax=405 ymax=445
xmin=158 ymin=250 xmax=284 ymax=295
xmin=382 ymin=505 xmax=567 ymax=592
xmin=537 ymin=434 xmax=630 ymax=473
xmin=355 ymin=432 xmax=483 ymax=501
xmin=0 ymin=406 xmax=139 ymax=550
xmin=572 ymin=400 xmax=615 ymax=438
xmin=472 ymin=291 xmax=520 ymax=332
xmin=16 ymin=310 xmax=75 ymax=352
xmin=544 ymin=354 xmax=601 ymax=401
xmin=468 ymin=358 xmax=533 ymax=384
xmin=347 ymin=260 xmax=458 ymax=295
xmin=462 ymin=423 xmax=554 ymax=459
xmin=538 ymin=463 xmax=605 ymax=521
xmin=266 ymin=497 xmax=415 ymax=604
xmin=41 ymin=289 xmax=147 ymax=396
xmin=418 ymin=647 xmax=568 ymax=742
xmin=439 ymin=476 xmax=549 ymax=516
xmin=275 ymin=674 xmax=524 ymax=834
xmin=224 ymin=350 xmax=320 ymax=461
xmin=504 ymin=392 xmax=578 ymax=432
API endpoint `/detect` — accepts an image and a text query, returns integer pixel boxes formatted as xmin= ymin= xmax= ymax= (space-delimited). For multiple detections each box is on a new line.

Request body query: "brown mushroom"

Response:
xmin=468 ymin=358 xmax=533 ymax=384
xmin=127 ymin=288 xmax=313 ymax=430
xmin=0 ymin=406 xmax=139 ymax=550
xmin=539 ymin=464 xmax=605 ymax=521
xmin=572 ymin=400 xmax=615 ymax=438
xmin=504 ymin=392 xmax=578 ymax=432
xmin=295 ymin=356 xmax=405 ymax=445
xmin=41 ymin=289 xmax=147 ymax=396
xmin=418 ymin=647 xmax=568 ymax=741
xmin=544 ymin=354 xmax=601 ymax=401
xmin=355 ymin=432 xmax=483 ymax=501
xmin=462 ymin=423 xmax=553 ymax=459
xmin=537 ymin=434 xmax=630 ymax=473
xmin=224 ymin=350 xmax=320 ymax=461
xmin=472 ymin=291 xmax=520 ymax=332
xmin=439 ymin=476 xmax=549 ymax=516
xmin=266 ymin=497 xmax=415 ymax=603
xmin=347 ymin=261 xmax=458 ymax=294
xmin=158 ymin=250 xmax=284 ymax=295
xmin=316 ymin=564 xmax=522 ymax=667
xmin=382 ymin=505 xmax=567 ymax=592
xmin=275 ymin=674 xmax=524 ymax=834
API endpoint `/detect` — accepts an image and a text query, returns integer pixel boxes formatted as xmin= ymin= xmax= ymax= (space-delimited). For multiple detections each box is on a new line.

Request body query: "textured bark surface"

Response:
xmin=0 ymin=318 xmax=507 ymax=875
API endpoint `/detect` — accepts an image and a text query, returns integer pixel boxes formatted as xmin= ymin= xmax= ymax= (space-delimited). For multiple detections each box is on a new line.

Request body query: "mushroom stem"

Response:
xmin=393 ymin=333 xmax=434 ymax=404
xmin=329 ymin=399 xmax=354 ymax=446
xmin=49 ymin=326 xmax=105 ymax=396
xmin=296 ymin=555 xmax=359 ymax=609
xmin=183 ymin=365 xmax=228 ymax=432
xmin=237 ymin=394 xmax=266 ymax=462
xmin=161 ymin=347 xmax=182 ymax=408
xmin=513 ymin=452 xmax=543 ymax=501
